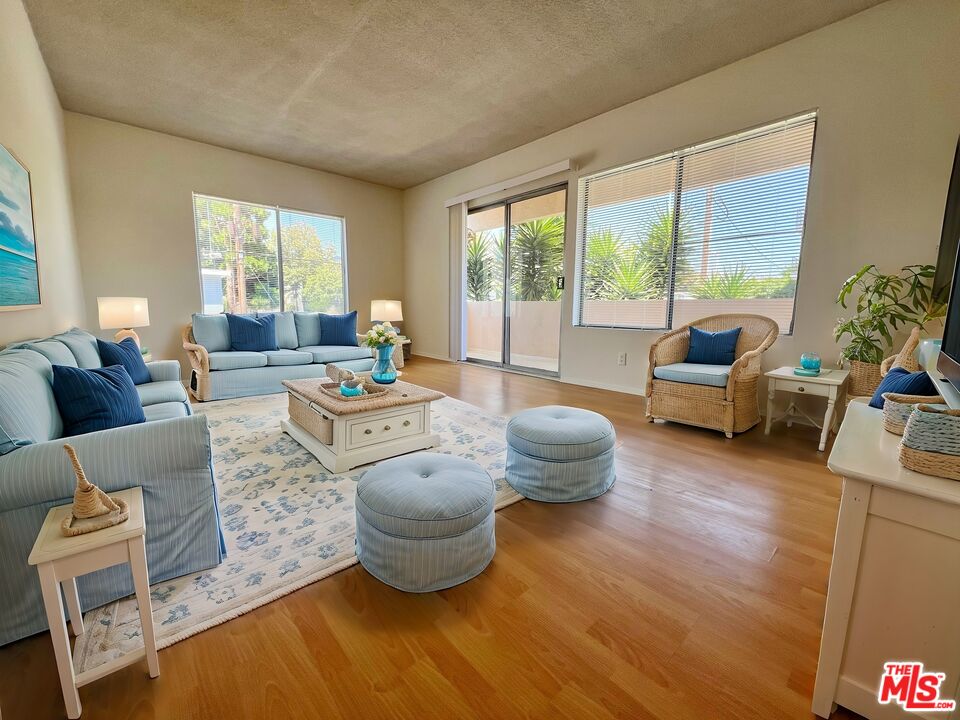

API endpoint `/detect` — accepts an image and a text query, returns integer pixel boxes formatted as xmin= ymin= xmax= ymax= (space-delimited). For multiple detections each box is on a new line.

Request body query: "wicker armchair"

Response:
xmin=645 ymin=314 xmax=779 ymax=438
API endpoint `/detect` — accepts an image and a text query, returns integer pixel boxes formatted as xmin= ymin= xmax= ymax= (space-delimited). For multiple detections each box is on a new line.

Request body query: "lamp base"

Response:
xmin=114 ymin=328 xmax=141 ymax=347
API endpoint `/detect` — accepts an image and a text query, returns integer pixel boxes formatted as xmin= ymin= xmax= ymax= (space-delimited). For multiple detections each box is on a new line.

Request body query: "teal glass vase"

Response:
xmin=371 ymin=344 xmax=398 ymax=384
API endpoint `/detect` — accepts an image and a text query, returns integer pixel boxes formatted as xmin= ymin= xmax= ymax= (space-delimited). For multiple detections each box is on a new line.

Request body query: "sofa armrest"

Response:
xmin=182 ymin=325 xmax=210 ymax=374
xmin=0 ymin=414 xmax=213 ymax=513
xmin=147 ymin=360 xmax=182 ymax=383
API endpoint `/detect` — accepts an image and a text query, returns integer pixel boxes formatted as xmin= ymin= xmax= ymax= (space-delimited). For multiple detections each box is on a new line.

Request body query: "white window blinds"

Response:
xmin=576 ymin=112 xmax=817 ymax=333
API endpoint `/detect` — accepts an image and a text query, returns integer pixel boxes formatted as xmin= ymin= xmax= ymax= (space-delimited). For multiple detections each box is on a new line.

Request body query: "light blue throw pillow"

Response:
xmin=191 ymin=313 xmax=231 ymax=352
xmin=294 ymin=312 xmax=321 ymax=347
xmin=259 ymin=312 xmax=298 ymax=349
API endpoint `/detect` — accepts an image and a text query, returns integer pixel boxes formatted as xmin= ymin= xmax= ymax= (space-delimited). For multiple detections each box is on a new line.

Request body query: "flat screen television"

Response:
xmin=935 ymin=137 xmax=960 ymax=391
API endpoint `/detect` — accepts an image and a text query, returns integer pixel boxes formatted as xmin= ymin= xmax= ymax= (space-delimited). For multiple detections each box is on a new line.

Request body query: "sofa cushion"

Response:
xmin=259 ymin=312 xmax=298 ymax=350
xmin=293 ymin=312 xmax=320 ymax=347
xmin=207 ymin=351 xmax=269 ymax=371
xmin=52 ymin=365 xmax=146 ymax=437
xmin=227 ymin=313 xmax=279 ymax=352
xmin=318 ymin=311 xmax=358 ymax=346
xmin=0 ymin=349 xmax=62 ymax=454
xmin=53 ymin=328 xmax=101 ymax=368
xmin=685 ymin=326 xmax=742 ymax=365
xmin=191 ymin=313 xmax=231 ymax=352
xmin=143 ymin=401 xmax=191 ymax=422
xmin=298 ymin=345 xmax=372 ymax=364
xmin=653 ymin=362 xmax=731 ymax=388
xmin=869 ymin=367 xmax=938 ymax=409
xmin=136 ymin=380 xmax=189 ymax=407
xmin=15 ymin=339 xmax=77 ymax=367
xmin=97 ymin=337 xmax=151 ymax=385
xmin=262 ymin=349 xmax=313 ymax=366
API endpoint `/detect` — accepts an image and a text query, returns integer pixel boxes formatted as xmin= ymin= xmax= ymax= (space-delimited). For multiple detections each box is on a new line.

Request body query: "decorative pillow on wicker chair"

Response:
xmin=868 ymin=367 xmax=937 ymax=409
xmin=685 ymin=326 xmax=742 ymax=365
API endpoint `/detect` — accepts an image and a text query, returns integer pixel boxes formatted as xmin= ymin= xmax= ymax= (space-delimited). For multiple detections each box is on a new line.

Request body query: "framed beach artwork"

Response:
xmin=0 ymin=143 xmax=40 ymax=310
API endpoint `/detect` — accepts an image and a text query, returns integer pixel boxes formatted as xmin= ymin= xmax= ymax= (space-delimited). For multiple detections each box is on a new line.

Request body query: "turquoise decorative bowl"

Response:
xmin=340 ymin=382 xmax=365 ymax=397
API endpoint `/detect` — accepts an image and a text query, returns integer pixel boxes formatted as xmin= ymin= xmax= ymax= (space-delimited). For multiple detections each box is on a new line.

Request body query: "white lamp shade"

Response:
xmin=370 ymin=299 xmax=403 ymax=322
xmin=98 ymin=297 xmax=150 ymax=330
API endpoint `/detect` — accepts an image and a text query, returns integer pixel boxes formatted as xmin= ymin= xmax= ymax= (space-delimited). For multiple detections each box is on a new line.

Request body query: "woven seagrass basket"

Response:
xmin=881 ymin=392 xmax=945 ymax=435
xmin=848 ymin=360 xmax=883 ymax=397
xmin=899 ymin=404 xmax=960 ymax=481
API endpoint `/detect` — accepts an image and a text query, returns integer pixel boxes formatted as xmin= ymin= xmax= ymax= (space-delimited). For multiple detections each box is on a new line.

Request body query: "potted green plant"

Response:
xmin=834 ymin=263 xmax=941 ymax=395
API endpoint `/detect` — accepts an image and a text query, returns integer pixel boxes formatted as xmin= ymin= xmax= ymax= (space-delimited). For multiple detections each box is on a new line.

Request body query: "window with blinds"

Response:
xmin=575 ymin=112 xmax=816 ymax=333
xmin=193 ymin=194 xmax=347 ymax=315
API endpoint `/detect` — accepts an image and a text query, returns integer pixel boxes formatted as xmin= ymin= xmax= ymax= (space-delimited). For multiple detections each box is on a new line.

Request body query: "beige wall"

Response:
xmin=403 ymin=0 xmax=960 ymax=394
xmin=65 ymin=113 xmax=404 ymax=377
xmin=0 ymin=0 xmax=85 ymax=344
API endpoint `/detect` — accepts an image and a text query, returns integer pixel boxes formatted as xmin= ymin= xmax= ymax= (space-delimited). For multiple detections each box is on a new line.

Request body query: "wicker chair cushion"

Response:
xmin=653 ymin=362 xmax=730 ymax=388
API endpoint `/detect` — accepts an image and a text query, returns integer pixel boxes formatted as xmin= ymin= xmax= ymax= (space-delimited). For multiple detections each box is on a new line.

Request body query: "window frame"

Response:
xmin=573 ymin=111 xmax=818 ymax=336
xmin=192 ymin=192 xmax=349 ymax=315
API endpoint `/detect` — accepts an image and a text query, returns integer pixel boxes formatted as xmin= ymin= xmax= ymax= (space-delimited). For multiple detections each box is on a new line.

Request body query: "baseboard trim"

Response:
xmin=558 ymin=376 xmax=645 ymax=396
xmin=411 ymin=351 xmax=456 ymax=362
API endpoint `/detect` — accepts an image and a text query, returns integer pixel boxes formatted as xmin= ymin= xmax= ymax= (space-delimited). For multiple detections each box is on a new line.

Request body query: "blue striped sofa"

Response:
xmin=0 ymin=328 xmax=225 ymax=646
xmin=183 ymin=312 xmax=381 ymax=401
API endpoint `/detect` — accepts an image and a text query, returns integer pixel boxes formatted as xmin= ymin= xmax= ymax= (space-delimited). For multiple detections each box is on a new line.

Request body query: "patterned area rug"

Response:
xmin=73 ymin=393 xmax=521 ymax=672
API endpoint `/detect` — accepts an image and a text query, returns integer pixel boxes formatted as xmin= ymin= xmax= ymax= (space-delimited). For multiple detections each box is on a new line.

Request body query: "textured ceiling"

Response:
xmin=23 ymin=0 xmax=883 ymax=188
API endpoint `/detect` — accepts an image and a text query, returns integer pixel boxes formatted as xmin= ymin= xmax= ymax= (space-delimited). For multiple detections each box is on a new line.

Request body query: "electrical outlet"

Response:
xmin=617 ymin=352 xmax=627 ymax=366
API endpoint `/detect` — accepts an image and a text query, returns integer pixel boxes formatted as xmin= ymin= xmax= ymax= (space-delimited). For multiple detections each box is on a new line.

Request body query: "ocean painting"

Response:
xmin=0 ymin=144 xmax=40 ymax=309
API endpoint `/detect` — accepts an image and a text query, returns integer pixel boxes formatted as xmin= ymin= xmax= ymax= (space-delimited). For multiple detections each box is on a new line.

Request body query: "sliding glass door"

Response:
xmin=465 ymin=185 xmax=566 ymax=374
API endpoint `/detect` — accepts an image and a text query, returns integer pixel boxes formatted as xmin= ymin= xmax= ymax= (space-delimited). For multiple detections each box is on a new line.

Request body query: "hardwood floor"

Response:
xmin=0 ymin=358 xmax=863 ymax=720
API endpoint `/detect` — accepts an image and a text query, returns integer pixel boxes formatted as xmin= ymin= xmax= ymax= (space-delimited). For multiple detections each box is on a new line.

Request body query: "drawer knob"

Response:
xmin=364 ymin=429 xmax=372 ymax=435
xmin=384 ymin=425 xmax=391 ymax=431
xmin=403 ymin=420 xmax=411 ymax=427
xmin=798 ymin=386 xmax=805 ymax=392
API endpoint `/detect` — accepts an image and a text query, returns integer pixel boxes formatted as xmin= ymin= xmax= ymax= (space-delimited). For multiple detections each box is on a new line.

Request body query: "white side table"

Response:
xmin=28 ymin=487 xmax=159 ymax=719
xmin=764 ymin=366 xmax=850 ymax=452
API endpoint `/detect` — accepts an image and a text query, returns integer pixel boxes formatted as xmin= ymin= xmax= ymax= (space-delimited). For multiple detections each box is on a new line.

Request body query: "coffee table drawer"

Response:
xmin=346 ymin=407 xmax=425 ymax=449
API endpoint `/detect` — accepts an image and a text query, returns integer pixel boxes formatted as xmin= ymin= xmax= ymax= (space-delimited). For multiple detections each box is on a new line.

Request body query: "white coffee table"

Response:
xmin=28 ymin=487 xmax=159 ymax=719
xmin=764 ymin=366 xmax=850 ymax=451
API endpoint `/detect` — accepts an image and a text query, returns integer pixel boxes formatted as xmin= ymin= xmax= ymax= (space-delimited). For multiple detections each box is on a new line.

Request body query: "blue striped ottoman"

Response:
xmin=506 ymin=406 xmax=616 ymax=502
xmin=355 ymin=453 xmax=496 ymax=592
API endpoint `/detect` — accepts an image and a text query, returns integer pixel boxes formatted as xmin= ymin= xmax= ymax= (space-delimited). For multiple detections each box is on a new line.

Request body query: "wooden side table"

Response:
xmin=28 ymin=487 xmax=159 ymax=719
xmin=764 ymin=366 xmax=850 ymax=452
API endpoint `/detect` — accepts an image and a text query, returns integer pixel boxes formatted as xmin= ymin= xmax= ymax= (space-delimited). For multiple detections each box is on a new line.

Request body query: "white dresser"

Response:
xmin=813 ymin=400 xmax=960 ymax=719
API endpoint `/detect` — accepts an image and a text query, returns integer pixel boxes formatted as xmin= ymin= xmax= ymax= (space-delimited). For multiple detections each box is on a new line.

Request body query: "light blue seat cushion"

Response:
xmin=207 ymin=351 xmax=268 ymax=371
xmin=52 ymin=328 xmax=101 ymax=368
xmin=355 ymin=454 xmax=496 ymax=592
xmin=0 ymin=350 xmax=62 ymax=455
xmin=143 ymin=401 xmax=191 ymax=422
xmin=298 ymin=345 xmax=371 ymax=364
xmin=652 ymin=362 xmax=731 ymax=388
xmin=136 ymin=380 xmax=189 ymax=407
xmin=191 ymin=314 xmax=231 ymax=352
xmin=258 ymin=312 xmax=298 ymax=350
xmin=293 ymin=312 xmax=320 ymax=347
xmin=505 ymin=405 xmax=616 ymax=502
xmin=262 ymin=349 xmax=313 ymax=366
xmin=506 ymin=405 xmax=615 ymax=460
xmin=13 ymin=339 xmax=77 ymax=367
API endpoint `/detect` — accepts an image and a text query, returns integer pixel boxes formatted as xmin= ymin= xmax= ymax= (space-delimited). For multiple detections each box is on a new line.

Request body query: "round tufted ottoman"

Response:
xmin=506 ymin=405 xmax=616 ymax=502
xmin=355 ymin=453 xmax=496 ymax=592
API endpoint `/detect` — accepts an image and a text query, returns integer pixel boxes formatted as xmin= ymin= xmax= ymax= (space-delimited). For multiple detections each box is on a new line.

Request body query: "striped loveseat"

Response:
xmin=0 ymin=329 xmax=224 ymax=645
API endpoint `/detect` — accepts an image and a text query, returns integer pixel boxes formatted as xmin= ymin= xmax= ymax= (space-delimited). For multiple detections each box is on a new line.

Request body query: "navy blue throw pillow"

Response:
xmin=226 ymin=313 xmax=278 ymax=352
xmin=318 ymin=311 xmax=359 ymax=346
xmin=96 ymin=337 xmax=151 ymax=385
xmin=52 ymin=365 xmax=146 ymax=437
xmin=868 ymin=367 xmax=938 ymax=409
xmin=685 ymin=326 xmax=742 ymax=365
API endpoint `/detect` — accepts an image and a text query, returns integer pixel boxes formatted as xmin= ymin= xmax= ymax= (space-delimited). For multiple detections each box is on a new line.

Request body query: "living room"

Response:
xmin=1 ymin=1 xmax=959 ymax=718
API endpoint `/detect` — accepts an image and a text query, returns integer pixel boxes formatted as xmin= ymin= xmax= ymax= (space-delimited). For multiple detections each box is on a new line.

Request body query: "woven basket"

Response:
xmin=288 ymin=393 xmax=333 ymax=445
xmin=899 ymin=404 xmax=960 ymax=480
xmin=881 ymin=392 xmax=945 ymax=435
xmin=848 ymin=360 xmax=883 ymax=397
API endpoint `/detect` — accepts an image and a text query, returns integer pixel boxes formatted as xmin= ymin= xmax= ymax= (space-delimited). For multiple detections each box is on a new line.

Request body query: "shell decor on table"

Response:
xmin=60 ymin=444 xmax=129 ymax=536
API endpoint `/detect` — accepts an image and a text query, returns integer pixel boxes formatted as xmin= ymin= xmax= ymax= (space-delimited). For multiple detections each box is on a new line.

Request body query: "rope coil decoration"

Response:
xmin=60 ymin=444 xmax=130 ymax=536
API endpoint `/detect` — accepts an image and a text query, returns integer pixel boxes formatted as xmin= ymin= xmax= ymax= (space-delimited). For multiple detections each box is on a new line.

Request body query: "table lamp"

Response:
xmin=370 ymin=299 xmax=403 ymax=332
xmin=98 ymin=297 xmax=150 ymax=346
